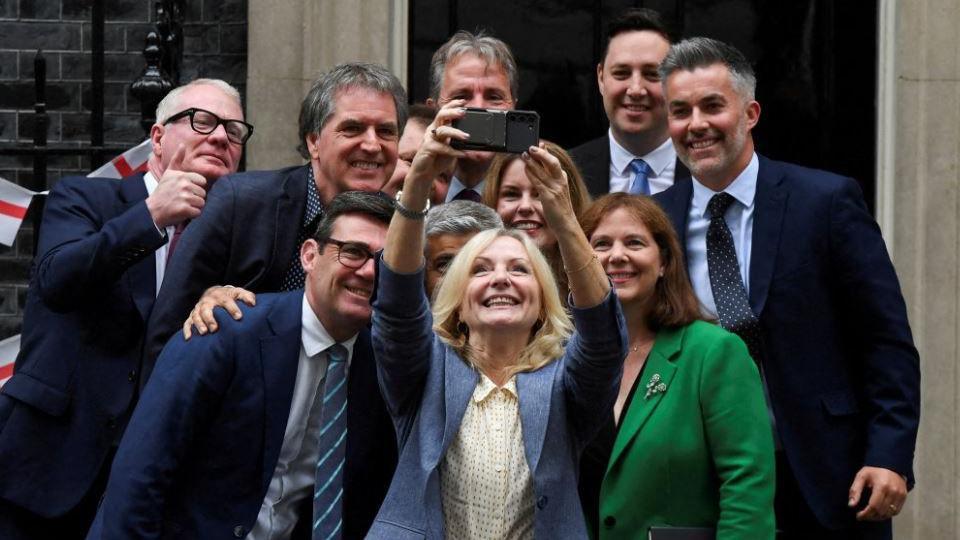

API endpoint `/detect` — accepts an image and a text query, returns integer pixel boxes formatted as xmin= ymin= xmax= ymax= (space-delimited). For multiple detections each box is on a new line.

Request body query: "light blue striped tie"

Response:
xmin=313 ymin=344 xmax=348 ymax=540
xmin=628 ymin=158 xmax=652 ymax=195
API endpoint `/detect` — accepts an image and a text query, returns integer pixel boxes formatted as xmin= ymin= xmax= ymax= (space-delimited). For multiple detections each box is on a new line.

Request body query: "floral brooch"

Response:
xmin=644 ymin=373 xmax=667 ymax=399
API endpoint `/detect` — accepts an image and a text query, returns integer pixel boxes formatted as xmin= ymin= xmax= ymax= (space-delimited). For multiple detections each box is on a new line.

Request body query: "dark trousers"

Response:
xmin=775 ymin=452 xmax=892 ymax=540
xmin=0 ymin=448 xmax=114 ymax=540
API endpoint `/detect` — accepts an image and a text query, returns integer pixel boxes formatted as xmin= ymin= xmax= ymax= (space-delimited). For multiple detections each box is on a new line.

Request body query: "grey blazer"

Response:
xmin=368 ymin=261 xmax=628 ymax=539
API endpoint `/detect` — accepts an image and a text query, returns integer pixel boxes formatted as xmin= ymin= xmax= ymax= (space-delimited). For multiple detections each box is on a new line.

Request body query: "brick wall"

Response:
xmin=0 ymin=0 xmax=248 ymax=338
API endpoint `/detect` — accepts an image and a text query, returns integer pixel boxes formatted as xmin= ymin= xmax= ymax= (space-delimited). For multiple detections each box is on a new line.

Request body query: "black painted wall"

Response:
xmin=0 ymin=0 xmax=248 ymax=338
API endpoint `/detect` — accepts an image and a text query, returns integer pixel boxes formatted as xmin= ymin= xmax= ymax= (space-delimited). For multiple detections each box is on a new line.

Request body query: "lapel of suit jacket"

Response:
xmin=119 ymin=173 xmax=157 ymax=322
xmin=263 ymin=165 xmax=311 ymax=289
xmin=606 ymin=325 xmax=683 ymax=471
xmin=440 ymin=350 xmax=480 ymax=459
xmin=655 ymin=175 xmax=693 ymax=251
xmin=749 ymin=156 xmax=788 ymax=316
xmin=258 ymin=292 xmax=303 ymax=495
xmin=516 ymin=361 xmax=558 ymax=474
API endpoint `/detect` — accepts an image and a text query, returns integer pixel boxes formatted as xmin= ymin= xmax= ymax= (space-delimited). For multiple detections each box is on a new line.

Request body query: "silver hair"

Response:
xmin=297 ymin=62 xmax=408 ymax=159
xmin=424 ymin=200 xmax=503 ymax=240
xmin=155 ymin=78 xmax=242 ymax=123
xmin=428 ymin=30 xmax=519 ymax=102
xmin=659 ymin=37 xmax=757 ymax=101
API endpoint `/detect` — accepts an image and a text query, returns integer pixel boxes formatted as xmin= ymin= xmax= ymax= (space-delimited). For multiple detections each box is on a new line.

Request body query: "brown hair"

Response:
xmin=581 ymin=193 xmax=701 ymax=330
xmin=481 ymin=140 xmax=592 ymax=222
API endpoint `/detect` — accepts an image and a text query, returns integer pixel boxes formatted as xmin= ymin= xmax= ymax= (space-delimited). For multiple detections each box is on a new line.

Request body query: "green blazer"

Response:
xmin=598 ymin=320 xmax=775 ymax=539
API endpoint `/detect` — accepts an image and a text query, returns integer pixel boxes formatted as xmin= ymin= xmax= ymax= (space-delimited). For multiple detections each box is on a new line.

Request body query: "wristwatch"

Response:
xmin=394 ymin=190 xmax=431 ymax=220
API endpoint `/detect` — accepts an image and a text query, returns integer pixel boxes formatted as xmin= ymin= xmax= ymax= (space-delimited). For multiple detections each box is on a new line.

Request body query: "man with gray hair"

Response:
xmin=423 ymin=200 xmax=502 ymax=297
xmin=653 ymin=37 xmax=919 ymax=539
xmin=142 ymin=62 xmax=407 ymax=382
xmin=426 ymin=30 xmax=519 ymax=202
xmin=0 ymin=78 xmax=248 ymax=539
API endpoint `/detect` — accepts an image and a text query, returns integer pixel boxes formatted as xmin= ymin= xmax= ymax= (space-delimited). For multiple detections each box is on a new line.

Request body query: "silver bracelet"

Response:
xmin=394 ymin=190 xmax=431 ymax=220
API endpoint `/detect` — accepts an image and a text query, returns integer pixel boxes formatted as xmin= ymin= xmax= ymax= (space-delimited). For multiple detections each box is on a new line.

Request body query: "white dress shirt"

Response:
xmin=247 ymin=295 xmax=357 ymax=540
xmin=142 ymin=171 xmax=173 ymax=296
xmin=607 ymin=131 xmax=678 ymax=195
xmin=685 ymin=153 xmax=759 ymax=319
xmin=445 ymin=175 xmax=486 ymax=203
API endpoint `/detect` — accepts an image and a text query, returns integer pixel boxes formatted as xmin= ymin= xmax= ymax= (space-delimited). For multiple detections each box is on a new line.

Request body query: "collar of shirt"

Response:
xmin=691 ymin=152 xmax=760 ymax=219
xmin=472 ymin=373 xmax=518 ymax=403
xmin=143 ymin=171 xmax=158 ymax=195
xmin=300 ymin=294 xmax=357 ymax=366
xmin=608 ymin=129 xmax=676 ymax=178
xmin=445 ymin=175 xmax=486 ymax=203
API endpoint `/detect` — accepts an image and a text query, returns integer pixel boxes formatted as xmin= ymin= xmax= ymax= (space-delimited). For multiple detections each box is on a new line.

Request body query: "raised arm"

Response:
xmin=521 ymin=145 xmax=609 ymax=308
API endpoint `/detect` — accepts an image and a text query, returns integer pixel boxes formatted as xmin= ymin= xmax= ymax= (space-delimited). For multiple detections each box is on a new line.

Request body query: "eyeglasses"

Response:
xmin=163 ymin=107 xmax=254 ymax=145
xmin=319 ymin=238 xmax=376 ymax=269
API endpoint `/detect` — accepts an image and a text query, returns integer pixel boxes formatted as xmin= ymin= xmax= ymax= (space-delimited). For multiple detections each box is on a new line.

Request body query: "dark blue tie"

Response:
xmin=706 ymin=193 xmax=763 ymax=364
xmin=628 ymin=159 xmax=652 ymax=195
xmin=453 ymin=188 xmax=481 ymax=203
xmin=313 ymin=344 xmax=349 ymax=540
xmin=281 ymin=168 xmax=323 ymax=291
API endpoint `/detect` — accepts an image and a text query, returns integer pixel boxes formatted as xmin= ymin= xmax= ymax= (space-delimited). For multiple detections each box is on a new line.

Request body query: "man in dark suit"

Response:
xmin=142 ymin=62 xmax=407 ymax=383
xmin=570 ymin=8 xmax=690 ymax=199
xmin=653 ymin=37 xmax=920 ymax=539
xmin=87 ymin=192 xmax=396 ymax=540
xmin=0 ymin=78 xmax=249 ymax=539
xmin=426 ymin=30 xmax=518 ymax=203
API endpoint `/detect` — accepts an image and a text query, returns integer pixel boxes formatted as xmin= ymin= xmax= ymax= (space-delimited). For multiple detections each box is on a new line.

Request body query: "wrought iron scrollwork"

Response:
xmin=130 ymin=0 xmax=185 ymax=135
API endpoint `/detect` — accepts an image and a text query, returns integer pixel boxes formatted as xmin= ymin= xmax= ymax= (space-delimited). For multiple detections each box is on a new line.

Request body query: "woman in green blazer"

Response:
xmin=580 ymin=193 xmax=775 ymax=539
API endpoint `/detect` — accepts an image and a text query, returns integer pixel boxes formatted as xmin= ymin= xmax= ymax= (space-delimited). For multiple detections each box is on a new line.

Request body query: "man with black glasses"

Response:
xmin=0 ymin=78 xmax=248 ymax=539
xmin=88 ymin=192 xmax=396 ymax=540
xmin=142 ymin=62 xmax=407 ymax=388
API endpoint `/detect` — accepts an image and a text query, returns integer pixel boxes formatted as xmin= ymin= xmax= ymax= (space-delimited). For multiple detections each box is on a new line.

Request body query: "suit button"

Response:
xmin=233 ymin=525 xmax=246 ymax=537
xmin=536 ymin=496 xmax=548 ymax=509
xmin=127 ymin=370 xmax=137 ymax=382
xmin=603 ymin=516 xmax=616 ymax=528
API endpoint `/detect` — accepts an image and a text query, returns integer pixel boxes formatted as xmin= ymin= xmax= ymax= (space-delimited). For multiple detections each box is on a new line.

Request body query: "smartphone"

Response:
xmin=451 ymin=108 xmax=540 ymax=153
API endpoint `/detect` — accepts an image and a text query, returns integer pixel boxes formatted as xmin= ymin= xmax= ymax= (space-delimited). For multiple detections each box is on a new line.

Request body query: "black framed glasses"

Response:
xmin=319 ymin=238 xmax=376 ymax=269
xmin=163 ymin=107 xmax=254 ymax=145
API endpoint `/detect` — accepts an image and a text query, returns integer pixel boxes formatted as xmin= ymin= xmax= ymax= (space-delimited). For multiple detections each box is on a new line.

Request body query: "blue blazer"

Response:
xmin=368 ymin=262 xmax=628 ymax=539
xmin=87 ymin=291 xmax=396 ymax=539
xmin=142 ymin=165 xmax=312 ymax=386
xmin=0 ymin=174 xmax=165 ymax=517
xmin=654 ymin=155 xmax=921 ymax=529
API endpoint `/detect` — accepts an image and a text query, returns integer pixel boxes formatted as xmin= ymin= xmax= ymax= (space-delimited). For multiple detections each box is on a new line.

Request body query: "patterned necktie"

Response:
xmin=452 ymin=188 xmax=481 ymax=203
xmin=313 ymin=343 xmax=349 ymax=540
xmin=706 ymin=192 xmax=764 ymax=364
xmin=281 ymin=168 xmax=323 ymax=291
xmin=165 ymin=221 xmax=187 ymax=265
xmin=628 ymin=159 xmax=652 ymax=196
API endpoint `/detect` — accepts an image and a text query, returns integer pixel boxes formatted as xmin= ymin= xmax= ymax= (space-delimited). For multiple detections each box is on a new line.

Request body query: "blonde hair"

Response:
xmin=432 ymin=229 xmax=573 ymax=378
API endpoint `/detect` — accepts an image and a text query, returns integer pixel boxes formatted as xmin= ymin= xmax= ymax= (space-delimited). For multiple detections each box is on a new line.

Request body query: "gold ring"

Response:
xmin=888 ymin=504 xmax=898 ymax=512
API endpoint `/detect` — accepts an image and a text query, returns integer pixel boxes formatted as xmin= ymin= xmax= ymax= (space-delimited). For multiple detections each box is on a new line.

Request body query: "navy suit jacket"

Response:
xmin=569 ymin=134 xmax=691 ymax=199
xmin=0 ymin=174 xmax=165 ymax=517
xmin=88 ymin=291 xmax=396 ymax=539
xmin=654 ymin=155 xmax=921 ymax=529
xmin=142 ymin=165 xmax=311 ymax=387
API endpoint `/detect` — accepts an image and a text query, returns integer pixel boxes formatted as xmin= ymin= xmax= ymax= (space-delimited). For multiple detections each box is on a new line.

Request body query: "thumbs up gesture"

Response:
xmin=146 ymin=144 xmax=209 ymax=227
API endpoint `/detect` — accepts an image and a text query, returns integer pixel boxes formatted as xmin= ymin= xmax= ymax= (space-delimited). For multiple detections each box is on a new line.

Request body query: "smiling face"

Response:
xmin=307 ymin=87 xmax=400 ymax=204
xmin=495 ymin=159 xmax=557 ymax=250
xmin=598 ymin=30 xmax=672 ymax=154
xmin=665 ymin=63 xmax=760 ymax=190
xmin=301 ymin=213 xmax=387 ymax=341
xmin=151 ymin=83 xmax=244 ymax=181
xmin=458 ymin=235 xmax=542 ymax=336
xmin=590 ymin=207 xmax=663 ymax=314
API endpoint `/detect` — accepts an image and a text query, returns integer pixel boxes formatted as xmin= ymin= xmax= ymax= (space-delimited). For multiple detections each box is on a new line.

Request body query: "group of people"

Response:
xmin=0 ymin=7 xmax=919 ymax=540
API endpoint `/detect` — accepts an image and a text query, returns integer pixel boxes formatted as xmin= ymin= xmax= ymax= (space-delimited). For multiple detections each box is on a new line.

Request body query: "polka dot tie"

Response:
xmin=628 ymin=159 xmax=652 ymax=196
xmin=706 ymin=192 xmax=764 ymax=365
xmin=280 ymin=168 xmax=323 ymax=291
